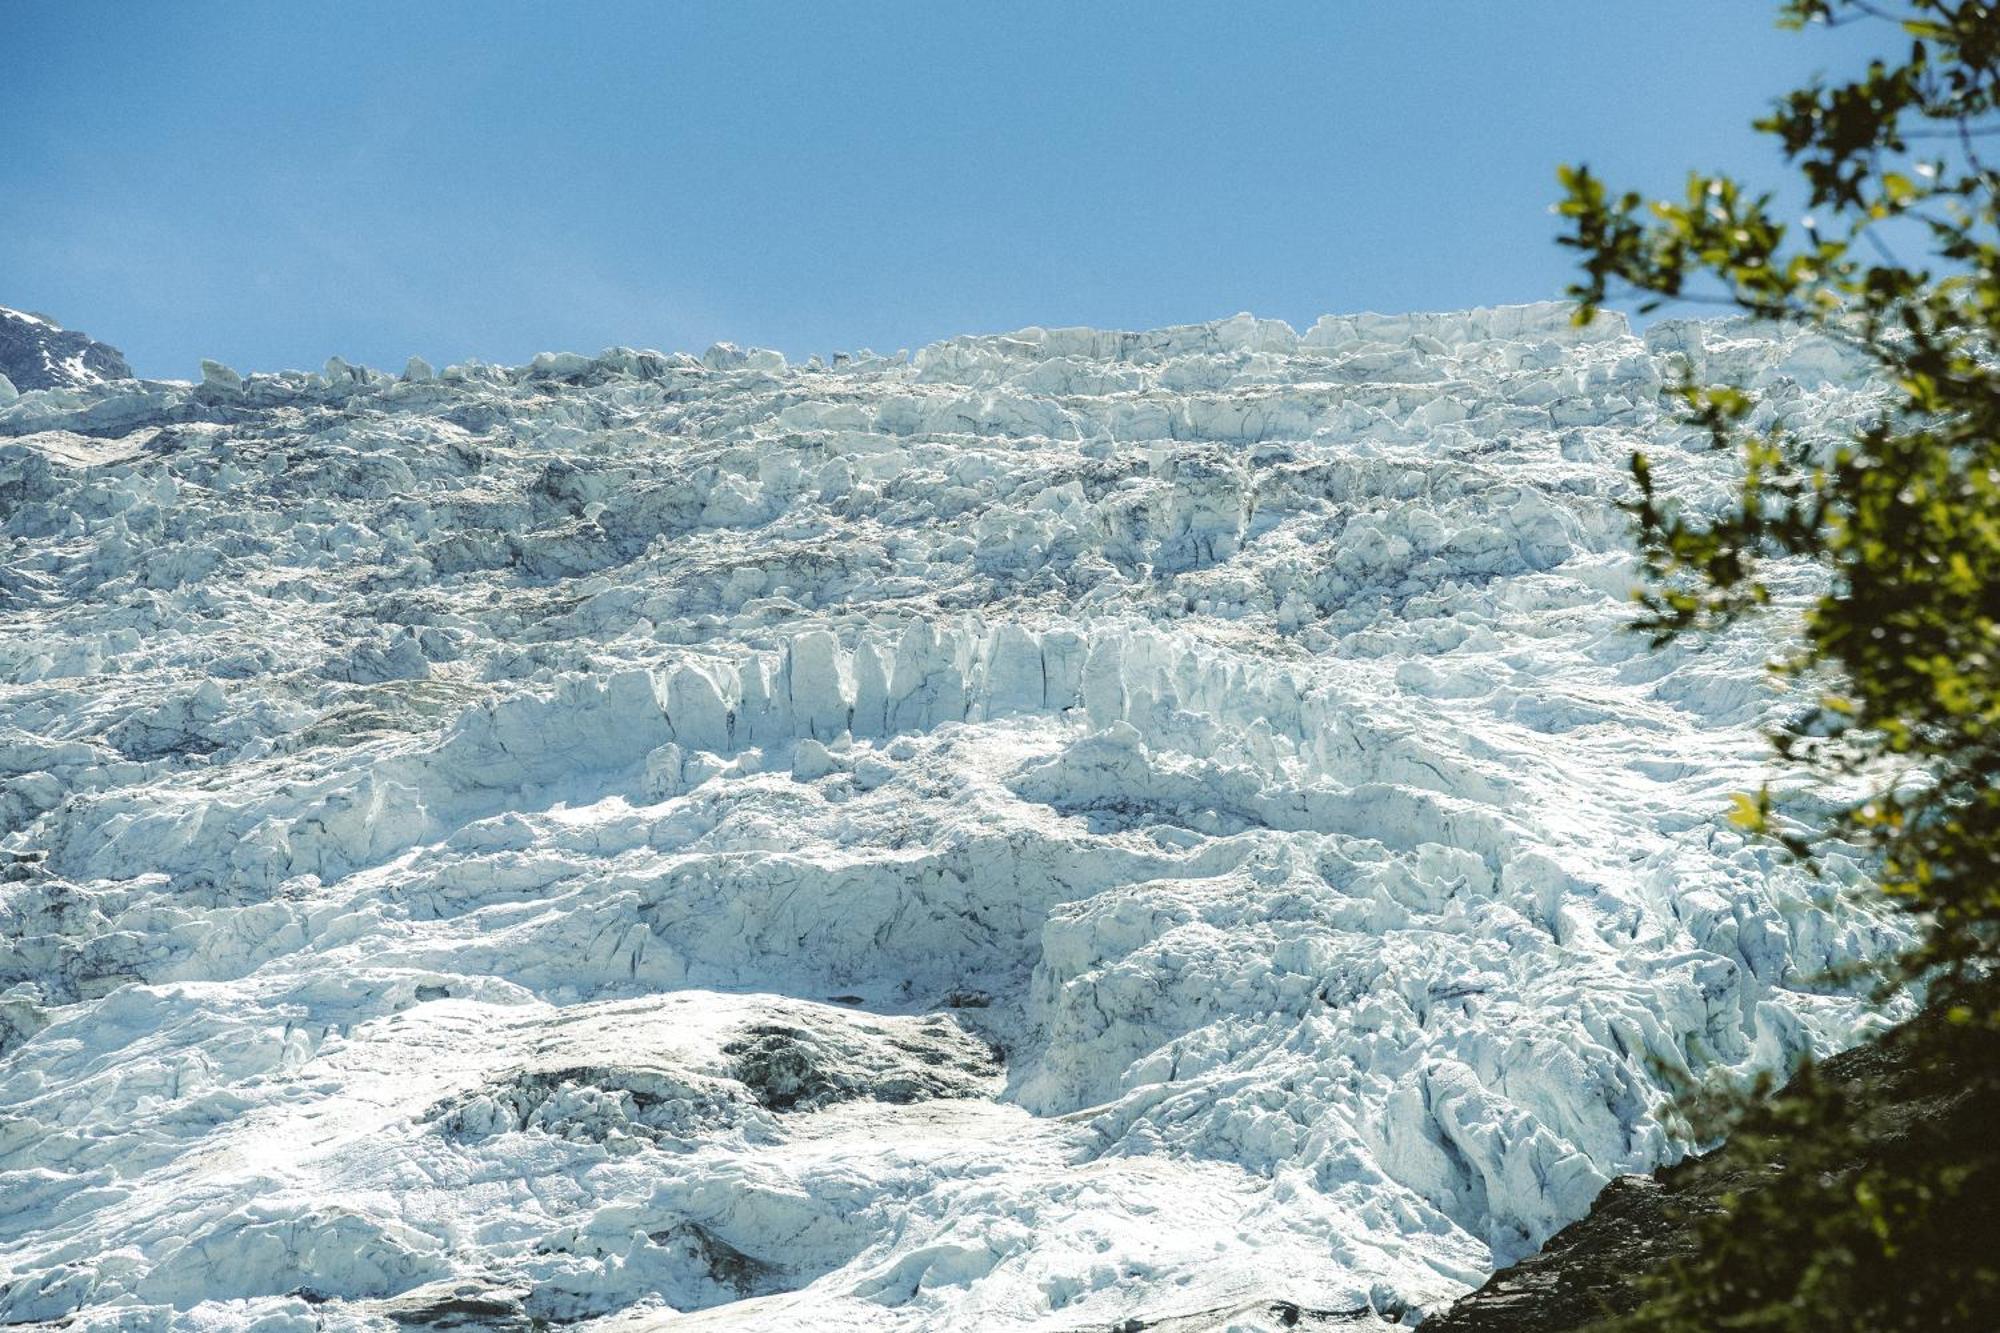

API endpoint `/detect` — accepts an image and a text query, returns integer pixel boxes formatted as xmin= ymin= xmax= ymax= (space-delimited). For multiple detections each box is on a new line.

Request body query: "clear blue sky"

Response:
xmin=3 ymin=3 xmax=1883 ymax=380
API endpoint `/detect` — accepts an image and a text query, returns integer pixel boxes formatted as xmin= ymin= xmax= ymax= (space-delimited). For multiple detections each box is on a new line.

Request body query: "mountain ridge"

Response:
xmin=0 ymin=304 xmax=134 ymax=395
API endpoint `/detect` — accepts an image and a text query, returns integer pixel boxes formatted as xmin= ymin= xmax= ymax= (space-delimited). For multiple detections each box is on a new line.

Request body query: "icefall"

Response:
xmin=0 ymin=304 xmax=1906 ymax=1330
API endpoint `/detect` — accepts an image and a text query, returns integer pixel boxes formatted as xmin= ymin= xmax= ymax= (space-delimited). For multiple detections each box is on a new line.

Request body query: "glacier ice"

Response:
xmin=0 ymin=303 xmax=1909 ymax=1330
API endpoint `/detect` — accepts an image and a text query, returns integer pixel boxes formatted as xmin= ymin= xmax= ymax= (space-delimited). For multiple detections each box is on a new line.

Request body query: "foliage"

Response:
xmin=1554 ymin=1 xmax=2000 ymax=1327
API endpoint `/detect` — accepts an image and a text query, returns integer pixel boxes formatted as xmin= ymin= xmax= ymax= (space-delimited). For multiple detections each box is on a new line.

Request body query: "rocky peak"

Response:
xmin=0 ymin=305 xmax=134 ymax=394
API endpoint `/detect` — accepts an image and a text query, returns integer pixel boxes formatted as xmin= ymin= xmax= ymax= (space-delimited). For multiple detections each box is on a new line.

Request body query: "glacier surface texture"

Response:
xmin=0 ymin=305 xmax=1905 ymax=1330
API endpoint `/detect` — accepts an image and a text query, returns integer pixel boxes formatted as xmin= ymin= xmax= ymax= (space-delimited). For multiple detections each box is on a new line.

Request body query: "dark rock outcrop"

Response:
xmin=1419 ymin=1169 xmax=1723 ymax=1331
xmin=0 ymin=305 xmax=134 ymax=392
xmin=1425 ymin=1022 xmax=1992 ymax=1331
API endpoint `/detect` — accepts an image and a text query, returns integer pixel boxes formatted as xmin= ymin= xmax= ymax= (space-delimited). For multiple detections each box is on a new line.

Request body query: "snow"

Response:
xmin=1 ymin=306 xmax=58 ymax=330
xmin=0 ymin=303 xmax=1907 ymax=1330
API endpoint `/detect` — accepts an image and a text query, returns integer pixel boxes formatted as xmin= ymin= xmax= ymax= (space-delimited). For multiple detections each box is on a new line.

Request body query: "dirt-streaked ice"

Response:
xmin=0 ymin=304 xmax=1903 ymax=1330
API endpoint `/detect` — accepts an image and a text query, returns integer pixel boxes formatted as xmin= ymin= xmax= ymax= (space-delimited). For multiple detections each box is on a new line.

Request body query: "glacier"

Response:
xmin=0 ymin=303 xmax=1906 ymax=1330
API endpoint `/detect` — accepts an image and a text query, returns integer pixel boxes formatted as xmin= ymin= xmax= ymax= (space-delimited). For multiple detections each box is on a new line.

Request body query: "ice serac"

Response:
xmin=0 ymin=303 xmax=1908 ymax=1331
xmin=0 ymin=305 xmax=134 ymax=392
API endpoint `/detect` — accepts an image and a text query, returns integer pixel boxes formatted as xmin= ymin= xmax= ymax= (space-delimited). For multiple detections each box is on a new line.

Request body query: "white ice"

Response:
xmin=0 ymin=304 xmax=1905 ymax=1330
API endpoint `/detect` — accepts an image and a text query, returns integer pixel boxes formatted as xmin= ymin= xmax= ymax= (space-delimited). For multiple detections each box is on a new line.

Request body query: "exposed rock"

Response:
xmin=723 ymin=1013 xmax=1002 ymax=1112
xmin=0 ymin=304 xmax=134 ymax=390
xmin=365 ymin=1279 xmax=535 ymax=1329
xmin=1419 ymin=1172 xmax=1716 ymax=1331
xmin=1091 ymin=1297 xmax=1383 ymax=1331
xmin=1426 ymin=1021 xmax=1996 ymax=1331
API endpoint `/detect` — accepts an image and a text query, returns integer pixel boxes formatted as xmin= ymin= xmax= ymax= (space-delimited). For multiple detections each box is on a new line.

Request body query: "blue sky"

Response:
xmin=4 ymin=3 xmax=1882 ymax=379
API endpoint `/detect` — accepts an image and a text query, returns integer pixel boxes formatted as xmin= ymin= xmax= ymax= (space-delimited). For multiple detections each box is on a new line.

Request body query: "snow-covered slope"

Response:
xmin=0 ymin=305 xmax=1904 ymax=1331
xmin=0 ymin=306 xmax=133 ymax=396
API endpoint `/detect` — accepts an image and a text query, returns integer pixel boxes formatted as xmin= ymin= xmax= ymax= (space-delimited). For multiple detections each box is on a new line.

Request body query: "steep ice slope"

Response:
xmin=0 ymin=305 xmax=1905 ymax=1331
